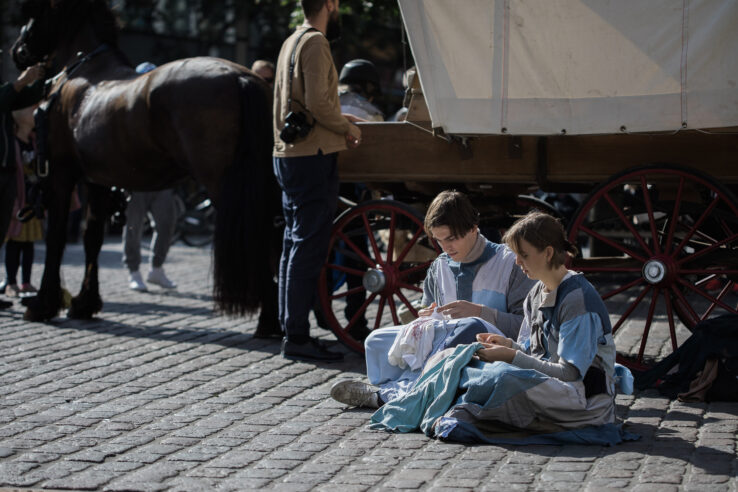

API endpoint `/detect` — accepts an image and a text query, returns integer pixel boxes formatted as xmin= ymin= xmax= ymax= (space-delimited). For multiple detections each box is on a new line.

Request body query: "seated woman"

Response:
xmin=370 ymin=211 xmax=631 ymax=444
xmin=330 ymin=191 xmax=535 ymax=407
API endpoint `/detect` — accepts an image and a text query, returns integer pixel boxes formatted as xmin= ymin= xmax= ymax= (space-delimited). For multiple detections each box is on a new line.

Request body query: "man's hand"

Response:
xmin=475 ymin=343 xmax=516 ymax=363
xmin=346 ymin=122 xmax=361 ymax=148
xmin=13 ymin=63 xmax=45 ymax=92
xmin=476 ymin=333 xmax=512 ymax=348
xmin=343 ymin=113 xmax=367 ymax=123
xmin=417 ymin=302 xmax=437 ymax=318
xmin=437 ymin=300 xmax=482 ymax=319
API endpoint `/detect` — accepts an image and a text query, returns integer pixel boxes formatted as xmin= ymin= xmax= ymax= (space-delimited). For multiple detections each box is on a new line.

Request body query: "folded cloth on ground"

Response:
xmin=371 ymin=343 xmax=638 ymax=446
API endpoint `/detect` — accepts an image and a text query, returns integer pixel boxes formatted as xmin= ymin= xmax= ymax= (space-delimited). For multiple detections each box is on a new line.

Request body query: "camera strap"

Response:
xmin=286 ymin=27 xmax=318 ymax=116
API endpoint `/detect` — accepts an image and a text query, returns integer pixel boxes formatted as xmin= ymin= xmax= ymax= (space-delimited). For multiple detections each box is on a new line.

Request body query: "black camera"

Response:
xmin=279 ymin=111 xmax=313 ymax=144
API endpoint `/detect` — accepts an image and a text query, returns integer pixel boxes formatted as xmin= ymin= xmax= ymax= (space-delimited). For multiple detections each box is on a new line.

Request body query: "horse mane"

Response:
xmin=88 ymin=0 xmax=120 ymax=47
xmin=58 ymin=0 xmax=119 ymax=46
xmin=62 ymin=0 xmax=133 ymax=67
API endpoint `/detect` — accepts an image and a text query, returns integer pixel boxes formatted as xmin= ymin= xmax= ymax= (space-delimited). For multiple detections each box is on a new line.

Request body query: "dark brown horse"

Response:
xmin=11 ymin=0 xmax=281 ymax=334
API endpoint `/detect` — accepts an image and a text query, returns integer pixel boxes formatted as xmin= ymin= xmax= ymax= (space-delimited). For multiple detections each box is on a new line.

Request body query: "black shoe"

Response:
xmin=281 ymin=337 xmax=343 ymax=362
xmin=253 ymin=328 xmax=283 ymax=340
xmin=347 ymin=323 xmax=371 ymax=343
xmin=0 ymin=299 xmax=12 ymax=309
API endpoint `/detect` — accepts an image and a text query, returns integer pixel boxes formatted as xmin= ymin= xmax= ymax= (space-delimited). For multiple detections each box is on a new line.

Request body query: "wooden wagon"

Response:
xmin=320 ymin=0 xmax=738 ymax=368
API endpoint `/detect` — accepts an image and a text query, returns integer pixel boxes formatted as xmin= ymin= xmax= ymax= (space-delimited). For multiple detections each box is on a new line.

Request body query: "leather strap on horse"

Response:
xmin=34 ymin=44 xmax=111 ymax=177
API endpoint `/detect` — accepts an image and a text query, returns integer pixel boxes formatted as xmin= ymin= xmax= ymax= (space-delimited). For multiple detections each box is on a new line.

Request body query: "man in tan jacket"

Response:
xmin=272 ymin=0 xmax=362 ymax=362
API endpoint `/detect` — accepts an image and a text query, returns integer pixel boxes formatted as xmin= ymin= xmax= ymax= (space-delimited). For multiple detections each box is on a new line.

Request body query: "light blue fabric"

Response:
xmin=526 ymin=274 xmax=617 ymax=380
xmin=370 ymin=342 xmax=638 ymax=446
xmin=435 ymin=418 xmax=639 ymax=446
xmin=370 ymin=318 xmax=504 ymax=403
xmin=456 ymin=359 xmax=548 ymax=410
xmin=370 ymin=343 xmax=483 ymax=434
xmin=614 ymin=363 xmax=634 ymax=395
xmin=369 ymin=272 xmax=638 ymax=446
xmin=557 ymin=313 xmax=603 ymax=379
xmin=445 ymin=243 xmax=503 ymax=302
xmin=366 ymin=320 xmax=452 ymax=401
xmin=422 ymin=240 xmax=511 ymax=308
xmin=471 ymin=289 xmax=507 ymax=313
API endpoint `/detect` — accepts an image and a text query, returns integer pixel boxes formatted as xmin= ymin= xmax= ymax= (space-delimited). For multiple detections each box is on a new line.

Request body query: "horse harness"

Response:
xmin=34 ymin=44 xmax=111 ymax=178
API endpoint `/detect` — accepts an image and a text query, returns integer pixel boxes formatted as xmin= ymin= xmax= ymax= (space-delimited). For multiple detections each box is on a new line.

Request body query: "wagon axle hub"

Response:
xmin=363 ymin=263 xmax=401 ymax=294
xmin=363 ymin=266 xmax=386 ymax=293
xmin=641 ymin=255 xmax=676 ymax=285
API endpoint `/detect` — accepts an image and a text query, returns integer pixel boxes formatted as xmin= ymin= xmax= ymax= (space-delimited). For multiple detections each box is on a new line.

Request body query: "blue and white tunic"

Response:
xmin=365 ymin=236 xmax=535 ymax=402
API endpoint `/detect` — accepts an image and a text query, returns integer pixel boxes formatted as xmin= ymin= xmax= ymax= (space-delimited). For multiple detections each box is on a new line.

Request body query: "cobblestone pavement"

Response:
xmin=0 ymin=237 xmax=736 ymax=491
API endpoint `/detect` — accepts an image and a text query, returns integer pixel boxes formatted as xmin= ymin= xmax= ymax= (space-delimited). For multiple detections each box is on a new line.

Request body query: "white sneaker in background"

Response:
xmin=128 ymin=271 xmax=147 ymax=292
xmin=147 ymin=267 xmax=177 ymax=289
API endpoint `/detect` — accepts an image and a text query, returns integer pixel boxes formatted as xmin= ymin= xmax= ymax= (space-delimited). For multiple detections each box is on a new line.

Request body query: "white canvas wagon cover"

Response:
xmin=399 ymin=0 xmax=738 ymax=135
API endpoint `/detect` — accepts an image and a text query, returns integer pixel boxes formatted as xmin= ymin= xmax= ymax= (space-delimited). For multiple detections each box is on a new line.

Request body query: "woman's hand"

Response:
xmin=475 ymin=343 xmax=516 ymax=363
xmin=417 ymin=302 xmax=437 ymax=318
xmin=437 ymin=300 xmax=482 ymax=319
xmin=476 ymin=333 xmax=512 ymax=348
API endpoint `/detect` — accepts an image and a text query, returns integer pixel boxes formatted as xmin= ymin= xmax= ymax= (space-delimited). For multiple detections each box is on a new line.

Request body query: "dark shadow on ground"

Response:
xmin=100 ymin=301 xmax=214 ymax=316
xmin=1 ymin=306 xmax=365 ymax=370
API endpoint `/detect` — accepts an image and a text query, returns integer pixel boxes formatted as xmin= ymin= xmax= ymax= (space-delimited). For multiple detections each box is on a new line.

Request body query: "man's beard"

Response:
xmin=326 ymin=11 xmax=341 ymax=42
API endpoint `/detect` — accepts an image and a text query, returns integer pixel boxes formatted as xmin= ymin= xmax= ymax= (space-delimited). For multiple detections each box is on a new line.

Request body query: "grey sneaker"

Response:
xmin=330 ymin=380 xmax=380 ymax=408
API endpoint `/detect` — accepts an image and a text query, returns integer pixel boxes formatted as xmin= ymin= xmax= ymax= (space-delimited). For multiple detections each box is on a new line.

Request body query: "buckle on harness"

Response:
xmin=38 ymin=158 xmax=49 ymax=177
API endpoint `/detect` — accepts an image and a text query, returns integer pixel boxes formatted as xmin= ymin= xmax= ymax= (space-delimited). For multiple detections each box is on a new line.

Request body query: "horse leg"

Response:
xmin=68 ymin=184 xmax=111 ymax=319
xmin=23 ymin=175 xmax=73 ymax=322
xmin=254 ymin=206 xmax=283 ymax=339
xmin=254 ymin=275 xmax=281 ymax=339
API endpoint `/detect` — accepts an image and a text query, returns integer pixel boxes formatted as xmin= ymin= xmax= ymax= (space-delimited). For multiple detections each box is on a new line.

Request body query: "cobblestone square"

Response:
xmin=0 ymin=238 xmax=736 ymax=490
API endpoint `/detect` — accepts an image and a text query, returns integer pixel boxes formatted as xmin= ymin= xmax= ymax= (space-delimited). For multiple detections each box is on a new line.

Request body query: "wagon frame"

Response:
xmin=318 ymin=1 xmax=738 ymax=368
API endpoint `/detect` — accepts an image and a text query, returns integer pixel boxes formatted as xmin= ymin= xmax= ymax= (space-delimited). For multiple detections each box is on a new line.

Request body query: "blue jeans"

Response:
xmin=273 ymin=152 xmax=338 ymax=342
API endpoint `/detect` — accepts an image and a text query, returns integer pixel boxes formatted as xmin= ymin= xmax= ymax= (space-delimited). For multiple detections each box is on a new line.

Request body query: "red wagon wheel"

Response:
xmin=318 ymin=200 xmax=440 ymax=353
xmin=568 ymin=164 xmax=738 ymax=369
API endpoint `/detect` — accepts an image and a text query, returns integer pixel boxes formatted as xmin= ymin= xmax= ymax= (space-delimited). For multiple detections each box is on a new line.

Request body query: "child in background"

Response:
xmin=3 ymin=107 xmax=43 ymax=297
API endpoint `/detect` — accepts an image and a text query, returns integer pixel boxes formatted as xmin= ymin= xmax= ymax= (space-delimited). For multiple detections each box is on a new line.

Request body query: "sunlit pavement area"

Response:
xmin=0 ymin=237 xmax=736 ymax=491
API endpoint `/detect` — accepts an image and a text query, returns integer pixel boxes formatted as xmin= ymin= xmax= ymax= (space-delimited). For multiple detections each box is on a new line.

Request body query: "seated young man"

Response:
xmin=330 ymin=190 xmax=536 ymax=407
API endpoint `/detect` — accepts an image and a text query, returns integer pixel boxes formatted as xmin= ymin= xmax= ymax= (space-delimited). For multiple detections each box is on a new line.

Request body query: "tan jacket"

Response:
xmin=273 ymin=26 xmax=350 ymax=157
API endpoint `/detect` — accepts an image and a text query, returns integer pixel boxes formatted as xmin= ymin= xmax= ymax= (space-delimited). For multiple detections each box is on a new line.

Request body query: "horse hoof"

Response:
xmin=22 ymin=295 xmax=61 ymax=322
xmin=20 ymin=294 xmax=37 ymax=307
xmin=23 ymin=307 xmax=53 ymax=322
xmin=68 ymin=297 xmax=102 ymax=319
xmin=67 ymin=305 xmax=97 ymax=320
xmin=67 ymin=307 xmax=95 ymax=320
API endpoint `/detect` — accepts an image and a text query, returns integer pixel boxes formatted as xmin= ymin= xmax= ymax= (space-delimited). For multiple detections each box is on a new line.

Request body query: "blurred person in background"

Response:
xmin=338 ymin=58 xmax=384 ymax=122
xmin=122 ymin=62 xmax=178 ymax=292
xmin=251 ymin=60 xmax=275 ymax=89
xmin=0 ymin=60 xmax=45 ymax=309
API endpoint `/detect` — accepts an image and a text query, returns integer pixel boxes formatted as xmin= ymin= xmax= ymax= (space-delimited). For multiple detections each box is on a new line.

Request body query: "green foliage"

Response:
xmin=240 ymin=0 xmax=411 ymax=114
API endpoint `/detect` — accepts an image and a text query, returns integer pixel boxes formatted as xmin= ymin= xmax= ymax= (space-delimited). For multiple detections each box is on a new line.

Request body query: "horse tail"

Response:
xmin=212 ymin=75 xmax=276 ymax=316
